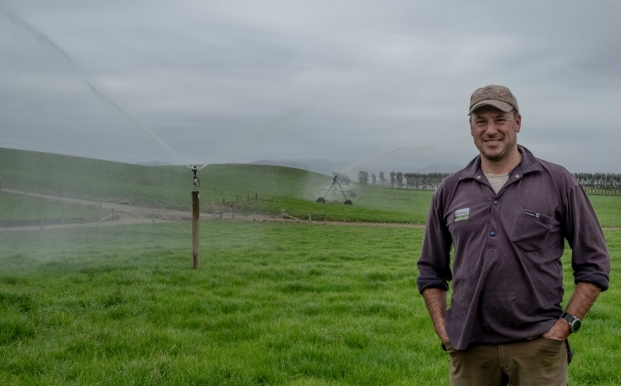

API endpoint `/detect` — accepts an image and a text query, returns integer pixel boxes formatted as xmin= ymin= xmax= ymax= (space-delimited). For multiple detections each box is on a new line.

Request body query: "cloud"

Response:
xmin=1 ymin=0 xmax=620 ymax=171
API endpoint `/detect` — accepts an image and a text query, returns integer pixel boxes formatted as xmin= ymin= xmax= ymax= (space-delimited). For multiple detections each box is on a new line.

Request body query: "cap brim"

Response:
xmin=468 ymin=100 xmax=514 ymax=115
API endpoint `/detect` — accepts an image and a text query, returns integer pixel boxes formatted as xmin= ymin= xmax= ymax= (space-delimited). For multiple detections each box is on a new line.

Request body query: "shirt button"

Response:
xmin=493 ymin=200 xmax=498 ymax=205
xmin=515 ymin=174 xmax=520 ymax=178
xmin=490 ymin=231 xmax=496 ymax=237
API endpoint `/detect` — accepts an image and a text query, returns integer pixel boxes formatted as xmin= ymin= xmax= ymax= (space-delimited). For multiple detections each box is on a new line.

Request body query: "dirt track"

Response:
xmin=0 ymin=188 xmax=272 ymax=231
xmin=0 ymin=189 xmax=429 ymax=232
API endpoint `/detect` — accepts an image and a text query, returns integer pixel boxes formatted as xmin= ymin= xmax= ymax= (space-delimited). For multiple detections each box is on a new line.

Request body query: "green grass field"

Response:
xmin=0 ymin=194 xmax=108 ymax=223
xmin=1 ymin=222 xmax=620 ymax=385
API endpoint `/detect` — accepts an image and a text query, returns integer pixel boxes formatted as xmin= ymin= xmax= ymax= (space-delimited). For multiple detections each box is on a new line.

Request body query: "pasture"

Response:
xmin=1 ymin=221 xmax=620 ymax=385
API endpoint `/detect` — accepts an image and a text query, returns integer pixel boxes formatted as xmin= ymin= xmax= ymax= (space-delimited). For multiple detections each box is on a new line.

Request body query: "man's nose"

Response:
xmin=485 ymin=121 xmax=498 ymax=133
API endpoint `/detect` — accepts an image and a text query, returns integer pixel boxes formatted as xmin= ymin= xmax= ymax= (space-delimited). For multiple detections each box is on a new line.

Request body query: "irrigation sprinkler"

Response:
xmin=191 ymin=165 xmax=200 ymax=191
xmin=315 ymin=173 xmax=355 ymax=205
xmin=313 ymin=147 xmax=407 ymax=206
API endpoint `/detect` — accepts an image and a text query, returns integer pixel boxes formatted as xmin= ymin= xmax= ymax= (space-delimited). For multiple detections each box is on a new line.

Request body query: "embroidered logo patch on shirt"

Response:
xmin=455 ymin=208 xmax=470 ymax=223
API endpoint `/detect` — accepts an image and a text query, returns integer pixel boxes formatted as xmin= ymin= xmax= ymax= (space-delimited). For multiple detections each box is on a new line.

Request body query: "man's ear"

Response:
xmin=515 ymin=114 xmax=521 ymax=133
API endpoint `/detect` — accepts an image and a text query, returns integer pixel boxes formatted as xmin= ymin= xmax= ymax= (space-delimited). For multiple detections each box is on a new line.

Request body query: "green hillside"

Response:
xmin=0 ymin=148 xmax=433 ymax=223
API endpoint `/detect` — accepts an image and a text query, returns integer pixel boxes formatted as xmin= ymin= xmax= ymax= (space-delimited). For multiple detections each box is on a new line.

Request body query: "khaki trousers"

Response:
xmin=444 ymin=337 xmax=568 ymax=386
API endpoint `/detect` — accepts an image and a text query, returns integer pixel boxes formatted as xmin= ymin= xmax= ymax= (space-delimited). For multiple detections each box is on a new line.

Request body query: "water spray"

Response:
xmin=1 ymin=7 xmax=204 ymax=267
xmin=197 ymin=110 xmax=304 ymax=171
xmin=1 ymin=6 xmax=192 ymax=170
xmin=341 ymin=147 xmax=407 ymax=173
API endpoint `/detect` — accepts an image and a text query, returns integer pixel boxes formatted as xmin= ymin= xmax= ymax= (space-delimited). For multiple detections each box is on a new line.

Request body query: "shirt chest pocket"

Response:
xmin=511 ymin=209 xmax=556 ymax=252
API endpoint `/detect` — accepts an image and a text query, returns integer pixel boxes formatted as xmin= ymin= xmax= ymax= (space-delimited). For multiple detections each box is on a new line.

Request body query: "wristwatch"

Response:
xmin=560 ymin=312 xmax=582 ymax=333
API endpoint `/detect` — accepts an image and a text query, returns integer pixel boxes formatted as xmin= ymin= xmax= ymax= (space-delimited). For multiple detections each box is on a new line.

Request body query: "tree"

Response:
xmin=358 ymin=170 xmax=369 ymax=185
xmin=379 ymin=171 xmax=385 ymax=186
xmin=390 ymin=171 xmax=396 ymax=188
xmin=396 ymin=171 xmax=403 ymax=188
xmin=372 ymin=173 xmax=377 ymax=185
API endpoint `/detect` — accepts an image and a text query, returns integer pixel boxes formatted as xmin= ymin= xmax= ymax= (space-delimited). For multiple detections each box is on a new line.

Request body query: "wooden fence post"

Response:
xmin=192 ymin=191 xmax=200 ymax=269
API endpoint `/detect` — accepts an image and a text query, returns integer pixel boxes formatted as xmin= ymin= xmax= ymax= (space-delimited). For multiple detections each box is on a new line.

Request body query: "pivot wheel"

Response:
xmin=344 ymin=200 xmax=353 ymax=205
xmin=316 ymin=197 xmax=325 ymax=203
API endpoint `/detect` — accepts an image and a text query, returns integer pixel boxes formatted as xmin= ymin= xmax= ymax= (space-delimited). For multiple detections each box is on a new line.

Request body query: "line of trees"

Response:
xmin=357 ymin=171 xmax=621 ymax=195
xmin=358 ymin=171 xmax=450 ymax=190
xmin=573 ymin=173 xmax=621 ymax=195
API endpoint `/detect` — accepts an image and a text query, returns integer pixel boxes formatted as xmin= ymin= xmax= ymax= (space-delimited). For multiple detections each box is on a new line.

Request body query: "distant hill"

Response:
xmin=0 ymin=147 xmax=436 ymax=223
xmin=0 ymin=147 xmax=331 ymax=212
xmin=135 ymin=160 xmax=173 ymax=166
xmin=250 ymin=159 xmax=339 ymax=176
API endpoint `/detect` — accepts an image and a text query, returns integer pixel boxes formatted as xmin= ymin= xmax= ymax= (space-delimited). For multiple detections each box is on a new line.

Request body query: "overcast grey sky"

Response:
xmin=1 ymin=0 xmax=620 ymax=173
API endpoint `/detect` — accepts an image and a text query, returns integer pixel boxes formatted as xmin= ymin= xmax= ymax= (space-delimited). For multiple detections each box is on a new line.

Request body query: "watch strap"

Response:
xmin=561 ymin=312 xmax=581 ymax=333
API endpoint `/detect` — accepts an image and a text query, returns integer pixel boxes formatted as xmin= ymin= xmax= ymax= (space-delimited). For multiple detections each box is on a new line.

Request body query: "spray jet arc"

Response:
xmin=315 ymin=173 xmax=356 ymax=205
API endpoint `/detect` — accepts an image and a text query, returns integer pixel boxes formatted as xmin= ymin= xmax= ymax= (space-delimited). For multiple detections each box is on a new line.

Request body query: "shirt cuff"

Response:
xmin=574 ymin=271 xmax=609 ymax=291
xmin=417 ymin=276 xmax=449 ymax=294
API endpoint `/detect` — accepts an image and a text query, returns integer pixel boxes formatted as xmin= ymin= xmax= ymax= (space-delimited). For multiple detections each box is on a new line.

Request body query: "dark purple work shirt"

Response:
xmin=417 ymin=146 xmax=610 ymax=351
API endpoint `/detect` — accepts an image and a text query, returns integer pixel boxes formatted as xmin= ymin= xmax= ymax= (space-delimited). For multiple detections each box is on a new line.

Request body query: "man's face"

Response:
xmin=470 ymin=107 xmax=521 ymax=163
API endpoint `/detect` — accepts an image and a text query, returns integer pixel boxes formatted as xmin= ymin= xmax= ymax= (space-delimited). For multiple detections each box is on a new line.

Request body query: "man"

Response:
xmin=416 ymin=85 xmax=610 ymax=386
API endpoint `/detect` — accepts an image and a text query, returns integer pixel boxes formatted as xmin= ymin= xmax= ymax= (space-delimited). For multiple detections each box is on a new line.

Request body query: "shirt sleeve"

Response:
xmin=563 ymin=184 xmax=611 ymax=291
xmin=416 ymin=188 xmax=453 ymax=294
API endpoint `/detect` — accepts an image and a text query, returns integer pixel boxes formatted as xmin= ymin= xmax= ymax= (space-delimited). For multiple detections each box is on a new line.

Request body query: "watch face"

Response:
xmin=571 ymin=319 xmax=582 ymax=333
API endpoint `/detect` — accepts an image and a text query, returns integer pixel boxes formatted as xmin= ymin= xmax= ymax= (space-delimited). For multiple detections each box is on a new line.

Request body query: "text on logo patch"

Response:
xmin=455 ymin=208 xmax=470 ymax=223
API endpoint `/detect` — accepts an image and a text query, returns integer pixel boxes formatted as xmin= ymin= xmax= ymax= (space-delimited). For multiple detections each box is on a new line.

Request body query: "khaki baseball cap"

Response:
xmin=468 ymin=85 xmax=519 ymax=115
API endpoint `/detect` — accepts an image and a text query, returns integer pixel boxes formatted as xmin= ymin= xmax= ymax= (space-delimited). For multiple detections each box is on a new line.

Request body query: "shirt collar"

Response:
xmin=458 ymin=145 xmax=543 ymax=181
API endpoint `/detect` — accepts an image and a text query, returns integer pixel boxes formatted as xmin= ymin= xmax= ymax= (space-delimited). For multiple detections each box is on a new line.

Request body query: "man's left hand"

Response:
xmin=542 ymin=319 xmax=571 ymax=341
